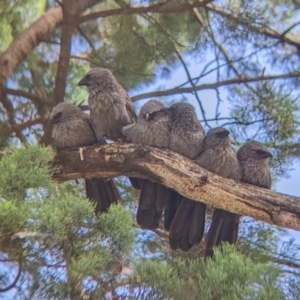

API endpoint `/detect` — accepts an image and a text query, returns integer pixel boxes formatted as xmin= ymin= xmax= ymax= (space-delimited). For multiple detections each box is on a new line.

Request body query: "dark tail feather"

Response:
xmin=104 ymin=178 xmax=121 ymax=205
xmin=155 ymin=184 xmax=169 ymax=212
xmin=169 ymin=198 xmax=193 ymax=250
xmin=169 ymin=198 xmax=194 ymax=238
xmin=189 ymin=202 xmax=206 ymax=246
xmin=129 ymin=177 xmax=142 ymax=190
xmin=164 ymin=191 xmax=182 ymax=231
xmin=216 ymin=212 xmax=240 ymax=246
xmin=85 ymin=178 xmax=120 ymax=214
xmin=137 ymin=181 xmax=169 ymax=229
xmin=180 ymin=220 xmax=192 ymax=251
xmin=204 ymin=209 xmax=225 ymax=258
xmin=137 ymin=180 xmax=155 ymax=229
xmin=205 ymin=209 xmax=240 ymax=259
xmin=152 ymin=184 xmax=170 ymax=228
xmin=169 ymin=198 xmax=206 ymax=251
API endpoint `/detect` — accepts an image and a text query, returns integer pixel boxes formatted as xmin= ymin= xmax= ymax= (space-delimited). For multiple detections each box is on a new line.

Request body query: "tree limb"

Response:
xmin=80 ymin=1 xmax=210 ymax=23
xmin=0 ymin=117 xmax=47 ymax=138
xmin=131 ymin=72 xmax=300 ymax=101
xmin=53 ymin=143 xmax=300 ymax=231
xmin=4 ymin=88 xmax=52 ymax=106
xmin=0 ymin=7 xmax=63 ymax=86
xmin=204 ymin=3 xmax=300 ymax=52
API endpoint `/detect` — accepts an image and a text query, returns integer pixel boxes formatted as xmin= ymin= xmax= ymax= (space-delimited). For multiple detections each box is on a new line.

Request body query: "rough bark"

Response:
xmin=53 ymin=143 xmax=300 ymax=231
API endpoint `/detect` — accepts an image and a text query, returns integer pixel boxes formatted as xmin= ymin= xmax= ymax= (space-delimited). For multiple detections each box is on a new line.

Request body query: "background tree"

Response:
xmin=1 ymin=0 xmax=300 ymax=298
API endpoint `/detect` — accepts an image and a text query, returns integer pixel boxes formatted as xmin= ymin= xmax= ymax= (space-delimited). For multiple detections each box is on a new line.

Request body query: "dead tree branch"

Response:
xmin=53 ymin=143 xmax=300 ymax=231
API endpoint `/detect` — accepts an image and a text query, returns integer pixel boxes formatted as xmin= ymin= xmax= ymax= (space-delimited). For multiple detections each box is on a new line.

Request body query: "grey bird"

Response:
xmin=77 ymin=67 xmax=140 ymax=189
xmin=165 ymin=103 xmax=206 ymax=251
xmin=205 ymin=141 xmax=273 ymax=258
xmin=237 ymin=140 xmax=272 ymax=189
xmin=50 ymin=102 xmax=120 ymax=213
xmin=122 ymin=99 xmax=171 ymax=229
xmin=195 ymin=127 xmax=241 ymax=258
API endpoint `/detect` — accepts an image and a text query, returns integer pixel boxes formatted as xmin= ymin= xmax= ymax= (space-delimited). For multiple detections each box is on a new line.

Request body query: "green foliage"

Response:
xmin=0 ymin=145 xmax=56 ymax=199
xmin=0 ymin=0 xmax=46 ymax=51
xmin=0 ymin=145 xmax=135 ymax=298
xmin=134 ymin=244 xmax=283 ymax=300
xmin=2 ymin=0 xmax=300 ymax=298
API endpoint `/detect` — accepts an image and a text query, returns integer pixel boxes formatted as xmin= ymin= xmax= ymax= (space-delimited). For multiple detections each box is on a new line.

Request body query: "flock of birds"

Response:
xmin=50 ymin=67 xmax=272 ymax=257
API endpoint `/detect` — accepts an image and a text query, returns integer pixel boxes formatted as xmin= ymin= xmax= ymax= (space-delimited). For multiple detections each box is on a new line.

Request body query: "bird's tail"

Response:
xmin=85 ymin=178 xmax=120 ymax=214
xmin=129 ymin=177 xmax=142 ymax=190
xmin=169 ymin=197 xmax=206 ymax=251
xmin=164 ymin=190 xmax=182 ymax=231
xmin=137 ymin=180 xmax=169 ymax=229
xmin=204 ymin=209 xmax=240 ymax=258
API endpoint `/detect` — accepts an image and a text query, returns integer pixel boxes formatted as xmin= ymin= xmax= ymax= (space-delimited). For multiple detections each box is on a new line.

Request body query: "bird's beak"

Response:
xmin=217 ymin=129 xmax=230 ymax=138
xmin=261 ymin=151 xmax=273 ymax=159
xmin=49 ymin=112 xmax=62 ymax=124
xmin=77 ymin=76 xmax=89 ymax=86
xmin=145 ymin=113 xmax=150 ymax=120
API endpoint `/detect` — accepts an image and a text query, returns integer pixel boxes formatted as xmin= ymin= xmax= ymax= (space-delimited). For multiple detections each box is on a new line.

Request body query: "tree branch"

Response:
xmin=0 ymin=117 xmax=47 ymax=138
xmin=0 ymin=7 xmax=63 ymax=86
xmin=205 ymin=3 xmax=300 ymax=52
xmin=131 ymin=72 xmax=300 ymax=101
xmin=80 ymin=1 xmax=210 ymax=23
xmin=53 ymin=143 xmax=300 ymax=231
xmin=4 ymin=88 xmax=52 ymax=106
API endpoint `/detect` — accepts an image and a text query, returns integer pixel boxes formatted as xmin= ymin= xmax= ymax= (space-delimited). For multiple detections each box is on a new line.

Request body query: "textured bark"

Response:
xmin=53 ymin=143 xmax=300 ymax=231
xmin=0 ymin=7 xmax=63 ymax=86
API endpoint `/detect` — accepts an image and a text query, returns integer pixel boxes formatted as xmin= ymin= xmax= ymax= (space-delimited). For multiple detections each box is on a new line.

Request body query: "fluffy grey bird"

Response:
xmin=77 ymin=67 xmax=140 ymax=189
xmin=204 ymin=140 xmax=273 ymax=258
xmin=237 ymin=140 xmax=272 ymax=189
xmin=77 ymin=67 xmax=136 ymax=141
xmin=122 ymin=99 xmax=171 ymax=229
xmin=50 ymin=102 xmax=120 ymax=213
xmin=165 ymin=103 xmax=206 ymax=251
xmin=195 ymin=127 xmax=241 ymax=258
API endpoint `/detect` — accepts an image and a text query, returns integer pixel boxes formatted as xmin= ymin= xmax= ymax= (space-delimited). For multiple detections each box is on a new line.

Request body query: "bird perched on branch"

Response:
xmin=195 ymin=127 xmax=241 ymax=258
xmin=77 ymin=67 xmax=141 ymax=189
xmin=122 ymin=99 xmax=171 ymax=229
xmin=165 ymin=102 xmax=206 ymax=251
xmin=50 ymin=102 xmax=120 ymax=214
xmin=237 ymin=140 xmax=272 ymax=189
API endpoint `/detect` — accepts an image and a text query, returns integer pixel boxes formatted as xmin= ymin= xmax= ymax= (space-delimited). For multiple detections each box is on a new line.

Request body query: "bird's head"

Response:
xmin=203 ymin=127 xmax=231 ymax=148
xmin=49 ymin=102 xmax=82 ymax=124
xmin=77 ymin=67 xmax=115 ymax=91
xmin=237 ymin=140 xmax=272 ymax=161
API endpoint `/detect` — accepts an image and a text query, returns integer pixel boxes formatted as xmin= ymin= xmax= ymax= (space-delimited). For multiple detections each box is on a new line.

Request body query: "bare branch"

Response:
xmin=4 ymin=88 xmax=52 ymax=106
xmin=1 ymin=97 xmax=26 ymax=143
xmin=205 ymin=3 xmax=300 ymax=52
xmin=0 ymin=258 xmax=22 ymax=293
xmin=80 ymin=1 xmax=211 ymax=23
xmin=0 ymin=117 xmax=47 ymax=138
xmin=53 ymin=143 xmax=300 ymax=231
xmin=131 ymin=72 xmax=300 ymax=101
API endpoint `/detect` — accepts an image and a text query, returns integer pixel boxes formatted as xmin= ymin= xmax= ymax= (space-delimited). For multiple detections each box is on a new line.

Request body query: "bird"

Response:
xmin=50 ymin=102 xmax=120 ymax=213
xmin=204 ymin=140 xmax=273 ymax=258
xmin=165 ymin=102 xmax=206 ymax=251
xmin=122 ymin=99 xmax=171 ymax=229
xmin=195 ymin=127 xmax=241 ymax=258
xmin=77 ymin=67 xmax=141 ymax=189
xmin=237 ymin=140 xmax=272 ymax=189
